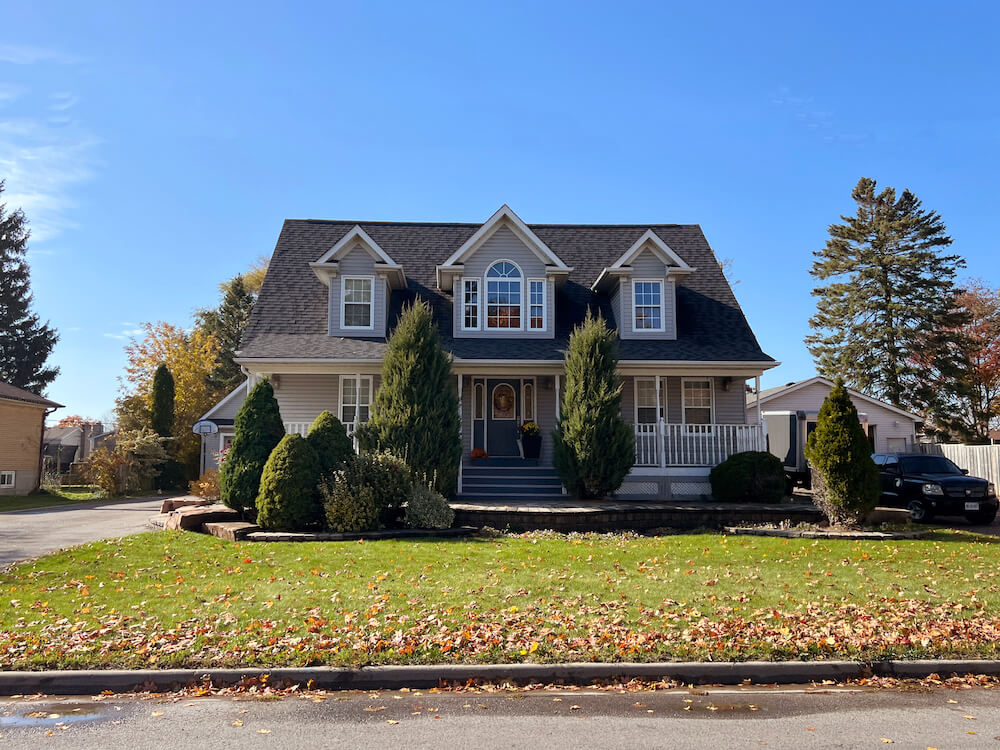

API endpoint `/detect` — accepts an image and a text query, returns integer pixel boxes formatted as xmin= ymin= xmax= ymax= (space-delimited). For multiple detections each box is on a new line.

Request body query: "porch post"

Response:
xmin=755 ymin=375 xmax=762 ymax=450
xmin=654 ymin=374 xmax=665 ymax=467
xmin=457 ymin=373 xmax=463 ymax=494
xmin=354 ymin=373 xmax=361 ymax=448
xmin=555 ymin=374 xmax=561 ymax=420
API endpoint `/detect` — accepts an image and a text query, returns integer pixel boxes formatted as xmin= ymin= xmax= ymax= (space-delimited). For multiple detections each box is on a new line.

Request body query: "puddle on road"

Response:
xmin=0 ymin=701 xmax=116 ymax=728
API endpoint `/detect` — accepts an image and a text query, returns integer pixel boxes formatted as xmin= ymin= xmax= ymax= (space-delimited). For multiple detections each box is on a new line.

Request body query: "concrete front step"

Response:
xmin=463 ymin=477 xmax=563 ymax=488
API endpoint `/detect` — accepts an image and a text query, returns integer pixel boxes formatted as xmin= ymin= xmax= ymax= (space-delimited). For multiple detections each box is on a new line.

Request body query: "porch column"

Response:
xmin=354 ymin=372 xmax=361 ymax=448
xmin=755 ymin=375 xmax=762 ymax=450
xmin=555 ymin=374 xmax=561 ymax=420
xmin=457 ymin=373 xmax=463 ymax=494
xmin=655 ymin=374 xmax=665 ymax=467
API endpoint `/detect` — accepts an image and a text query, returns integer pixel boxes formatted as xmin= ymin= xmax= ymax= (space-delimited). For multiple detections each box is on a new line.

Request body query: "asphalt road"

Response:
xmin=0 ymin=497 xmax=166 ymax=568
xmin=1 ymin=686 xmax=997 ymax=749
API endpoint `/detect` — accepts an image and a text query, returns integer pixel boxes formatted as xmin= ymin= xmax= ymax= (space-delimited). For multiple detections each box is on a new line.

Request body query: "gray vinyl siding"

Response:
xmin=621 ymin=376 xmax=745 ymax=425
xmin=453 ymin=225 xmax=555 ymax=339
xmin=274 ymin=374 xmax=341 ymax=424
xmin=212 ymin=384 xmax=247 ymax=420
xmin=327 ymin=245 xmax=388 ymax=337
xmin=616 ymin=250 xmax=677 ymax=341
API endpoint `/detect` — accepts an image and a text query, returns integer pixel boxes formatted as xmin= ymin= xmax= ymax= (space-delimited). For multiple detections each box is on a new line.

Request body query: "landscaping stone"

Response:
xmin=864 ymin=506 xmax=911 ymax=525
xmin=164 ymin=503 xmax=240 ymax=531
xmin=159 ymin=496 xmax=212 ymax=513
xmin=245 ymin=526 xmax=478 ymax=543
xmin=203 ymin=520 xmax=260 ymax=541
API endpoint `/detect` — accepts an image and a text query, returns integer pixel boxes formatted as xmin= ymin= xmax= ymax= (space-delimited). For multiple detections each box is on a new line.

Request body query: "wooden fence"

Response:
xmin=921 ymin=443 xmax=1000 ymax=488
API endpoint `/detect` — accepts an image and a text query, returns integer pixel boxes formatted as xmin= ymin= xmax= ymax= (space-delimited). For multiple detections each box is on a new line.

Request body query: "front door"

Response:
xmin=486 ymin=379 xmax=520 ymax=456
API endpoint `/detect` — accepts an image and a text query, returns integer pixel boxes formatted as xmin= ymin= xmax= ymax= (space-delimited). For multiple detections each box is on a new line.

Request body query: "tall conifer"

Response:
xmin=150 ymin=364 xmax=175 ymax=437
xmin=220 ymin=379 xmax=285 ymax=516
xmin=359 ymin=300 xmax=461 ymax=497
xmin=0 ymin=181 xmax=59 ymax=393
xmin=807 ymin=177 xmax=966 ymax=410
xmin=553 ymin=310 xmax=634 ymax=498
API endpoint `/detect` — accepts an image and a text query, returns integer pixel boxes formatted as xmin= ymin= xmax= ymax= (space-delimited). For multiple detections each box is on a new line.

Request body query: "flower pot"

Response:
xmin=521 ymin=433 xmax=542 ymax=460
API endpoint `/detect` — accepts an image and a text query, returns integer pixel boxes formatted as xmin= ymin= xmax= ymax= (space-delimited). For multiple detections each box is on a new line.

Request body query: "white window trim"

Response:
xmin=631 ymin=278 xmax=665 ymax=333
xmin=218 ymin=433 xmax=234 ymax=453
xmin=633 ymin=377 xmax=667 ymax=425
xmin=340 ymin=275 xmax=376 ymax=331
xmin=473 ymin=381 xmax=486 ymax=420
xmin=681 ymin=377 xmax=715 ymax=428
xmin=461 ymin=277 xmax=481 ymax=331
xmin=0 ymin=470 xmax=14 ymax=488
xmin=485 ymin=259 xmax=525 ymax=331
xmin=527 ymin=278 xmax=546 ymax=331
xmin=339 ymin=375 xmax=374 ymax=424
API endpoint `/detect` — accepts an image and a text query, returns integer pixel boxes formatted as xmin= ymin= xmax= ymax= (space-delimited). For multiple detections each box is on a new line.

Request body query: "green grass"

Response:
xmin=3 ymin=529 xmax=1000 ymax=670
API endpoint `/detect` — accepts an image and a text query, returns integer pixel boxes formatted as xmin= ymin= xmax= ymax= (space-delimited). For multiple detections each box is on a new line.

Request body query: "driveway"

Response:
xmin=0 ymin=497 xmax=167 ymax=568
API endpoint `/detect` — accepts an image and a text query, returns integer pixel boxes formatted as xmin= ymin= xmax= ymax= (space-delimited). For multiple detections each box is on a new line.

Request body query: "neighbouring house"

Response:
xmin=0 ymin=380 xmax=63 ymax=495
xmin=42 ymin=421 xmax=106 ymax=474
xmin=196 ymin=205 xmax=777 ymax=499
xmin=746 ymin=375 xmax=922 ymax=482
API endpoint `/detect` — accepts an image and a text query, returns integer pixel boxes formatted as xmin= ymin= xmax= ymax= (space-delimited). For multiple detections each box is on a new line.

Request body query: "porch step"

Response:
xmin=460 ymin=463 xmax=564 ymax=499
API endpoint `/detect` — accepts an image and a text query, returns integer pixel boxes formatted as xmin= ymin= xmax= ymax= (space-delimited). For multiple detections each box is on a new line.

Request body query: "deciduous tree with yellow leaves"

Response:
xmin=115 ymin=322 xmax=222 ymax=477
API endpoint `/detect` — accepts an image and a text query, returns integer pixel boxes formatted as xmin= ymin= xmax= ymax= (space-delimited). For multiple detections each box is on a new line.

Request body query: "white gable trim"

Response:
xmin=752 ymin=376 xmax=922 ymax=422
xmin=200 ymin=380 xmax=249 ymax=420
xmin=316 ymin=225 xmax=397 ymax=266
xmin=442 ymin=205 xmax=570 ymax=270
xmin=610 ymin=229 xmax=693 ymax=271
xmin=310 ymin=225 xmax=406 ymax=289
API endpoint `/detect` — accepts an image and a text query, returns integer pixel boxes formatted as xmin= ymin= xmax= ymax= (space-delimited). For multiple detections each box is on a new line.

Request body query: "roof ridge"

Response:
xmin=284 ymin=218 xmax=702 ymax=229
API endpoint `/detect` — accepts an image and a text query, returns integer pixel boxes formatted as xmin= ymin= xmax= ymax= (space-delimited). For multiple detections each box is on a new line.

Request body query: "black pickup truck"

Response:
xmin=873 ymin=453 xmax=998 ymax=524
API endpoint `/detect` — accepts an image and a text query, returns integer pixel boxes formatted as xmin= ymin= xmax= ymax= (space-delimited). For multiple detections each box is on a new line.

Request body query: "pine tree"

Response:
xmin=807 ymin=177 xmax=966 ymax=410
xmin=803 ymin=380 xmax=880 ymax=526
xmin=0 ymin=181 xmax=59 ymax=393
xmin=256 ymin=434 xmax=322 ymax=531
xmin=219 ymin=379 xmax=285 ymax=517
xmin=150 ymin=364 xmax=175 ymax=437
xmin=553 ymin=310 xmax=635 ymax=498
xmin=195 ymin=274 xmax=256 ymax=391
xmin=358 ymin=300 xmax=461 ymax=497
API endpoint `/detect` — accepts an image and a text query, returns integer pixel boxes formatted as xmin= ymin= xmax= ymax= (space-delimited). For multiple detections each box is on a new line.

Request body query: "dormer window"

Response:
xmin=486 ymin=260 xmax=522 ymax=329
xmin=342 ymin=276 xmax=374 ymax=329
xmin=632 ymin=279 xmax=664 ymax=332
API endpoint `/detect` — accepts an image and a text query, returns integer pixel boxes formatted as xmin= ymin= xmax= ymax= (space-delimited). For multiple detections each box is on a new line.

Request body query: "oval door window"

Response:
xmin=492 ymin=383 xmax=516 ymax=420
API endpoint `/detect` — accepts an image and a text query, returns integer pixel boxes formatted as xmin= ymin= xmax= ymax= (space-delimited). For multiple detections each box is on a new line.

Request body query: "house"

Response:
xmin=0 ymin=380 xmax=63 ymax=495
xmin=197 ymin=205 xmax=777 ymax=499
xmin=42 ymin=421 xmax=106 ymax=473
xmin=746 ymin=375 xmax=922 ymax=481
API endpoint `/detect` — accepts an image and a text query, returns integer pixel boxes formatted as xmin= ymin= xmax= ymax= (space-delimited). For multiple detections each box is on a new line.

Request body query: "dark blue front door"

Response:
xmin=486 ymin=379 xmax=520 ymax=456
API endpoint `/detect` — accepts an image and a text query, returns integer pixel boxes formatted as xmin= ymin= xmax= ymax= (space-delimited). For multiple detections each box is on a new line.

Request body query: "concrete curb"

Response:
xmin=3 ymin=660 xmax=1000 ymax=696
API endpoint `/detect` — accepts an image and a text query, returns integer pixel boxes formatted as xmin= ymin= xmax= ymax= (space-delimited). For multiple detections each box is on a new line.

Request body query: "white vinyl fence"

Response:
xmin=922 ymin=444 xmax=1000 ymax=488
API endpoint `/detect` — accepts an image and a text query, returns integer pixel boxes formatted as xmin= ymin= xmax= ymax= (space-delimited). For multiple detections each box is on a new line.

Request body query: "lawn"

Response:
xmin=3 ymin=529 xmax=1000 ymax=670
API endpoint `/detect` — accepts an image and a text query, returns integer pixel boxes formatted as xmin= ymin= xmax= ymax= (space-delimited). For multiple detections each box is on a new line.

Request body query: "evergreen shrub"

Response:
xmin=321 ymin=451 xmax=413 ymax=532
xmin=219 ymin=379 xmax=285 ymax=517
xmin=404 ymin=484 xmax=454 ymax=529
xmin=709 ymin=451 xmax=786 ymax=502
xmin=255 ymin=434 xmax=322 ymax=531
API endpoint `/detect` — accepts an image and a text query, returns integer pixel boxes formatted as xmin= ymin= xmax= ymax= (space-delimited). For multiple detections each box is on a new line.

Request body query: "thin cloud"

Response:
xmin=0 ymin=44 xmax=80 ymax=65
xmin=49 ymin=92 xmax=79 ymax=111
xmin=103 ymin=328 xmax=143 ymax=340
xmin=0 ymin=83 xmax=24 ymax=103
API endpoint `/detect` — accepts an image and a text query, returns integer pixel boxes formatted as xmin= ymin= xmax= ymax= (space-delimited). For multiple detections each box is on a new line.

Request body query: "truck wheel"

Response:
xmin=907 ymin=500 xmax=934 ymax=523
xmin=965 ymin=507 xmax=998 ymax=526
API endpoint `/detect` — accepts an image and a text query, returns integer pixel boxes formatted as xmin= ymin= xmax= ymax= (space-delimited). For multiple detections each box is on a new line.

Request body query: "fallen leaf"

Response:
xmin=257 ymin=729 xmax=271 ymax=734
xmin=232 ymin=720 xmax=243 ymax=727
xmin=386 ymin=720 xmax=399 ymax=725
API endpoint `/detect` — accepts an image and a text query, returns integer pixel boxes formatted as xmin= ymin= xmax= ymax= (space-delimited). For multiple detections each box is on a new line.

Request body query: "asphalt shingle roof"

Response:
xmin=0 ymin=380 xmax=63 ymax=409
xmin=240 ymin=220 xmax=774 ymax=363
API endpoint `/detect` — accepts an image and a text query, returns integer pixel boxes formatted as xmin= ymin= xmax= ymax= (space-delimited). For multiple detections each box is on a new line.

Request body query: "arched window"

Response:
xmin=486 ymin=260 xmax=522 ymax=329
xmin=474 ymin=383 xmax=485 ymax=420
xmin=523 ymin=381 xmax=535 ymax=421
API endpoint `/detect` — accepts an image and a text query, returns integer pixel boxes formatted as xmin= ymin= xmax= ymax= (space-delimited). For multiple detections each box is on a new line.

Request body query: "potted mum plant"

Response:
xmin=519 ymin=421 xmax=542 ymax=460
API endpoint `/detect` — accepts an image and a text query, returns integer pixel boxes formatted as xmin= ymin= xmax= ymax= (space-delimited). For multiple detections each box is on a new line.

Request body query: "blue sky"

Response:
xmin=2 ymin=1 xmax=998 ymax=420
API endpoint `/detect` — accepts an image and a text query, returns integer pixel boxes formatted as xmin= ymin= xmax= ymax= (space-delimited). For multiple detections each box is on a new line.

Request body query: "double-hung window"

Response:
xmin=682 ymin=379 xmax=714 ymax=425
xmin=462 ymin=279 xmax=480 ymax=330
xmin=341 ymin=376 xmax=372 ymax=425
xmin=486 ymin=261 xmax=522 ymax=329
xmin=632 ymin=279 xmax=664 ymax=331
xmin=0 ymin=471 xmax=14 ymax=488
xmin=342 ymin=276 xmax=374 ymax=329
xmin=635 ymin=378 xmax=667 ymax=424
xmin=528 ymin=279 xmax=545 ymax=330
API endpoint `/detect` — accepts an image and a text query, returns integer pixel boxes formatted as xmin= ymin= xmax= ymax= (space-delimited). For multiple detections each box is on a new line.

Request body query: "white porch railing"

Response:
xmin=634 ymin=420 xmax=765 ymax=467
xmin=284 ymin=421 xmax=360 ymax=450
